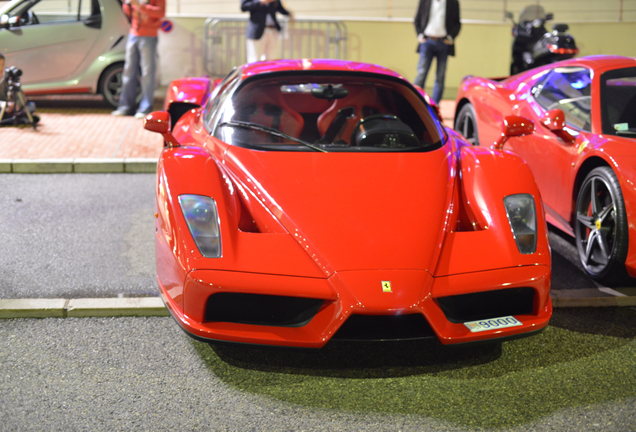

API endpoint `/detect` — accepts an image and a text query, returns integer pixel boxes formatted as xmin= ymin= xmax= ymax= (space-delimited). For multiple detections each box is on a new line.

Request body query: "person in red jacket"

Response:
xmin=112 ymin=0 xmax=166 ymax=118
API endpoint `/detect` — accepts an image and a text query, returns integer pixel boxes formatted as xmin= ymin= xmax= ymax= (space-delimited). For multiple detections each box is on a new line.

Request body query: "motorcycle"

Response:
xmin=507 ymin=5 xmax=578 ymax=75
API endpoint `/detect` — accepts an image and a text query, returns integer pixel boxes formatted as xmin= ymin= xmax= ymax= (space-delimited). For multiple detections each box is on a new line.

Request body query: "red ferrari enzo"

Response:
xmin=145 ymin=59 xmax=551 ymax=348
xmin=455 ymin=55 xmax=636 ymax=285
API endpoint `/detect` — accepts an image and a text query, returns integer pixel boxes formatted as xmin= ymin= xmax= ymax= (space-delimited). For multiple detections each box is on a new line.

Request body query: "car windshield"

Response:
xmin=601 ymin=67 xmax=636 ymax=137
xmin=214 ymin=73 xmax=446 ymax=153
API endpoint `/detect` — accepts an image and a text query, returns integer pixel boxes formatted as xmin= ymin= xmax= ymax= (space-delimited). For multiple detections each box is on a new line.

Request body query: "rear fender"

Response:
xmin=163 ymin=77 xmax=212 ymax=111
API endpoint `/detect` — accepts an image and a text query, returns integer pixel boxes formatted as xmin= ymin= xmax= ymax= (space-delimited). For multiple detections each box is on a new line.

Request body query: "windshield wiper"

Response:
xmin=218 ymin=120 xmax=327 ymax=153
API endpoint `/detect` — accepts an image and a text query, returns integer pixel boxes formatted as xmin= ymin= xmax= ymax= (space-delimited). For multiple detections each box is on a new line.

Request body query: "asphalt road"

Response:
xmin=0 ymin=173 xmax=618 ymax=301
xmin=0 ymin=174 xmax=156 ymax=299
xmin=1 ymin=312 xmax=635 ymax=431
xmin=2 ymin=175 xmax=636 ymax=431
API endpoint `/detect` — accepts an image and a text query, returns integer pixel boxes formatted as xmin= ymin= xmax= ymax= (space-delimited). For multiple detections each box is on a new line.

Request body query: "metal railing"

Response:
xmin=203 ymin=17 xmax=347 ymax=78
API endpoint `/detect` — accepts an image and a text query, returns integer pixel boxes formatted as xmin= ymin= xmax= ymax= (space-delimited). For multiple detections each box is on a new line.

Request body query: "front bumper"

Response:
xmin=159 ymin=265 xmax=551 ymax=348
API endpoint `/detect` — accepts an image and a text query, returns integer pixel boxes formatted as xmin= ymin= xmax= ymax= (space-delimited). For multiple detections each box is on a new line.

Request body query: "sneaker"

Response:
xmin=134 ymin=111 xmax=150 ymax=119
xmin=111 ymin=109 xmax=131 ymax=116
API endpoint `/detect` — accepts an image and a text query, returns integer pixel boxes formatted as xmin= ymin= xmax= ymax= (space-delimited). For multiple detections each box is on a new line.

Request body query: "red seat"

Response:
xmin=233 ymin=85 xmax=304 ymax=138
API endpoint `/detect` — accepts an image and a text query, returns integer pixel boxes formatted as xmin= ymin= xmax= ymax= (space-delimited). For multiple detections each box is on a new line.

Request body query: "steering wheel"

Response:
xmin=350 ymin=114 xmax=399 ymax=146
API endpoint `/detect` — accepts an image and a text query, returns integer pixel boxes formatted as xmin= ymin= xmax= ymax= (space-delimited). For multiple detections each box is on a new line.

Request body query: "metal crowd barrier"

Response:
xmin=203 ymin=17 xmax=348 ymax=77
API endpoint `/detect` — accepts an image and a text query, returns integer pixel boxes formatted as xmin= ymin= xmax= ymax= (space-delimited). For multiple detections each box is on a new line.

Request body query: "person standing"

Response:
xmin=241 ymin=0 xmax=292 ymax=63
xmin=112 ymin=0 xmax=166 ymax=118
xmin=414 ymin=0 xmax=461 ymax=105
xmin=0 ymin=54 xmax=8 ymax=103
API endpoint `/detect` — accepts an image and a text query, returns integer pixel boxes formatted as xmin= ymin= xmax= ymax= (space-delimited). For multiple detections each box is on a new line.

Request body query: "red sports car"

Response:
xmin=455 ymin=55 xmax=636 ymax=286
xmin=144 ymin=59 xmax=551 ymax=348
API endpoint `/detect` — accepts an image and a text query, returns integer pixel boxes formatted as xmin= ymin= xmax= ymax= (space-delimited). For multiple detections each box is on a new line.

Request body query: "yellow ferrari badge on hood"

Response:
xmin=382 ymin=281 xmax=392 ymax=293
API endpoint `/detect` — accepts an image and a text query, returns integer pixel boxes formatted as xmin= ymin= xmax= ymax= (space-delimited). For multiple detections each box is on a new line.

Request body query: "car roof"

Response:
xmin=554 ymin=55 xmax=636 ymax=73
xmin=238 ymin=59 xmax=404 ymax=81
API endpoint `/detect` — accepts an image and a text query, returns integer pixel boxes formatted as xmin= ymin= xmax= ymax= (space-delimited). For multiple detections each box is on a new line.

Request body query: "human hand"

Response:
xmin=417 ymin=33 xmax=426 ymax=43
xmin=443 ymin=37 xmax=453 ymax=45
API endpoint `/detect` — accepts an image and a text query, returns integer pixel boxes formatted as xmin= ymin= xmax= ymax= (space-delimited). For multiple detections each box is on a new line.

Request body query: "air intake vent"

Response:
xmin=437 ymin=287 xmax=535 ymax=323
xmin=332 ymin=314 xmax=436 ymax=341
xmin=205 ymin=293 xmax=323 ymax=327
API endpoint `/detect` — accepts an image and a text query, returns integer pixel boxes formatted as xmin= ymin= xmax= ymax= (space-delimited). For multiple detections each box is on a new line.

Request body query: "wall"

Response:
xmin=157 ymin=17 xmax=636 ymax=100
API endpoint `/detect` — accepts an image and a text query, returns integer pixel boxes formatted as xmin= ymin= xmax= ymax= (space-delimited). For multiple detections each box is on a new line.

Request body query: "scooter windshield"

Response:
xmin=518 ymin=5 xmax=546 ymax=23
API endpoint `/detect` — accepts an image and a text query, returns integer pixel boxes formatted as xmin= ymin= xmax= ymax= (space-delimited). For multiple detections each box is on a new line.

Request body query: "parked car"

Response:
xmin=0 ymin=0 xmax=130 ymax=107
xmin=144 ymin=59 xmax=552 ymax=348
xmin=455 ymin=55 xmax=636 ymax=285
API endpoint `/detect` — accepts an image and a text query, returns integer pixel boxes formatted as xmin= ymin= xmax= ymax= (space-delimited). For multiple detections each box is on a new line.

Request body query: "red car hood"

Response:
xmin=223 ymin=145 xmax=454 ymax=274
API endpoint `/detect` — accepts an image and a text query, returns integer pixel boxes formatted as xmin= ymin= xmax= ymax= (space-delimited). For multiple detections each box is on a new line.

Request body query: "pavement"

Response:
xmin=1 ymin=95 xmax=635 ymax=319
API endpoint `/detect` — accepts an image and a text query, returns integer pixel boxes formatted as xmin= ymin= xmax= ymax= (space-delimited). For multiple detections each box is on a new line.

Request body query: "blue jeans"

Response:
xmin=414 ymin=38 xmax=449 ymax=104
xmin=118 ymin=35 xmax=158 ymax=114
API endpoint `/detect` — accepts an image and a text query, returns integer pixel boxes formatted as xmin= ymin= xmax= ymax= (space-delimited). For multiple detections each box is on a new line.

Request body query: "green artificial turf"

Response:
xmin=192 ymin=307 xmax=636 ymax=429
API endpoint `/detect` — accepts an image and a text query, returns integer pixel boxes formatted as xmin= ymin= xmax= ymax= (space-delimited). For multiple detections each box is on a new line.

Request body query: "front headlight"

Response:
xmin=504 ymin=194 xmax=537 ymax=254
xmin=179 ymin=195 xmax=222 ymax=258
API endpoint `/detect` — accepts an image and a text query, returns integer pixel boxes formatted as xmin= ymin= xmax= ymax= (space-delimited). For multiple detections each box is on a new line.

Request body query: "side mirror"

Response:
xmin=143 ymin=111 xmax=179 ymax=147
xmin=505 ymin=11 xmax=514 ymax=20
xmin=545 ymin=13 xmax=554 ymax=21
xmin=492 ymin=116 xmax=535 ymax=150
xmin=541 ymin=109 xmax=575 ymax=144
xmin=0 ymin=14 xmax=11 ymax=29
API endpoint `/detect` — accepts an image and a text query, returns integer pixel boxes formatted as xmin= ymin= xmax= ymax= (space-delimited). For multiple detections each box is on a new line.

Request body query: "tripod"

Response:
xmin=0 ymin=78 xmax=38 ymax=130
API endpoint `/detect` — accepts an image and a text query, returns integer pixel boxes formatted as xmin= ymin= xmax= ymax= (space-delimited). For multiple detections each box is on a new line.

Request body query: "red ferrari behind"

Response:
xmin=145 ymin=59 xmax=551 ymax=348
xmin=455 ymin=55 xmax=636 ymax=286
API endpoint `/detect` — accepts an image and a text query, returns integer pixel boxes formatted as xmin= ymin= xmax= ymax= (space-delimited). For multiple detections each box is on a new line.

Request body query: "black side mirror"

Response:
xmin=545 ymin=13 xmax=554 ymax=21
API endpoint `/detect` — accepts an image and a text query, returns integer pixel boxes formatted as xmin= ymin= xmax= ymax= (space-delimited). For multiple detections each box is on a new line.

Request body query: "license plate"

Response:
xmin=463 ymin=316 xmax=522 ymax=333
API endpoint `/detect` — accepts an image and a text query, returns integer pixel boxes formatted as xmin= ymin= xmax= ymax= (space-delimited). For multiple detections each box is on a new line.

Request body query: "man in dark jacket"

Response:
xmin=241 ymin=0 xmax=292 ymax=63
xmin=414 ymin=0 xmax=461 ymax=104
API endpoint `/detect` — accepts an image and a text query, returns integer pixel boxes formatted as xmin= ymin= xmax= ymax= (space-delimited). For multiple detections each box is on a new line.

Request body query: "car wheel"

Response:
xmin=100 ymin=64 xmax=142 ymax=109
xmin=100 ymin=64 xmax=125 ymax=109
xmin=454 ymin=103 xmax=479 ymax=146
xmin=574 ymin=167 xmax=629 ymax=285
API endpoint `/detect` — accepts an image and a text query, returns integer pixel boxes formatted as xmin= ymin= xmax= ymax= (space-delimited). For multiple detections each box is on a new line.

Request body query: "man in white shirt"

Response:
xmin=414 ymin=0 xmax=461 ymax=104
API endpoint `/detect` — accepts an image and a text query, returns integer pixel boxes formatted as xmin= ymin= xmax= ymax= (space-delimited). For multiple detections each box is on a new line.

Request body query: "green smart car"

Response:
xmin=0 ymin=0 xmax=132 ymax=107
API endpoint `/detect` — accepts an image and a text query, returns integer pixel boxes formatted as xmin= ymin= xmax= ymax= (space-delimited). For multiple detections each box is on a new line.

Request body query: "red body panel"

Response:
xmin=456 ymin=55 xmax=636 ymax=277
xmin=155 ymin=59 xmax=552 ymax=347
xmin=163 ymin=77 xmax=211 ymax=111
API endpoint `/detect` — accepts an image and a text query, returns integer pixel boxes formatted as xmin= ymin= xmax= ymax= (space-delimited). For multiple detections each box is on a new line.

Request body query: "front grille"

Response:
xmin=436 ymin=287 xmax=535 ymax=323
xmin=204 ymin=293 xmax=323 ymax=327
xmin=332 ymin=313 xmax=436 ymax=341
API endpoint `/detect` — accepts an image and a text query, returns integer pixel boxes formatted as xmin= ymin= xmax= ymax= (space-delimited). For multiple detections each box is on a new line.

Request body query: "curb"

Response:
xmin=0 ymin=158 xmax=158 ymax=174
xmin=1 ymin=293 xmax=635 ymax=319
xmin=0 ymin=297 xmax=170 ymax=319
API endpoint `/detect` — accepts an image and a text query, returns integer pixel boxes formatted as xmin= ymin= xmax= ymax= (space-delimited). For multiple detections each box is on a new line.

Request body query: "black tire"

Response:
xmin=454 ymin=103 xmax=479 ymax=146
xmin=100 ymin=64 xmax=125 ymax=109
xmin=574 ymin=167 xmax=629 ymax=285
xmin=99 ymin=64 xmax=142 ymax=109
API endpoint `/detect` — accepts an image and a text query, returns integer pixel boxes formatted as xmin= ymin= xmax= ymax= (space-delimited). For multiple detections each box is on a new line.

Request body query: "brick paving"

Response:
xmin=0 ymin=95 xmax=164 ymax=160
xmin=0 ymin=95 xmax=456 ymax=160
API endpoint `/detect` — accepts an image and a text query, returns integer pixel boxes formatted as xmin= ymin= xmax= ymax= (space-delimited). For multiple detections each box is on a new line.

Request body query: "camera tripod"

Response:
xmin=0 ymin=79 xmax=38 ymax=130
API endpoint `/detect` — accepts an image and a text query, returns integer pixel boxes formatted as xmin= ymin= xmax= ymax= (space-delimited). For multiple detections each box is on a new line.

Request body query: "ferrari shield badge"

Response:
xmin=382 ymin=281 xmax=392 ymax=293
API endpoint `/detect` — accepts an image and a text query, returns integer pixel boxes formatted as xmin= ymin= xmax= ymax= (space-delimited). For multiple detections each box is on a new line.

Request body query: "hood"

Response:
xmin=224 ymin=146 xmax=454 ymax=274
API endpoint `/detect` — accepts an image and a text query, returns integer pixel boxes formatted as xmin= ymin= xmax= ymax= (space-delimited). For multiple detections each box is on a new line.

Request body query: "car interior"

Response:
xmin=217 ymin=76 xmax=443 ymax=152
